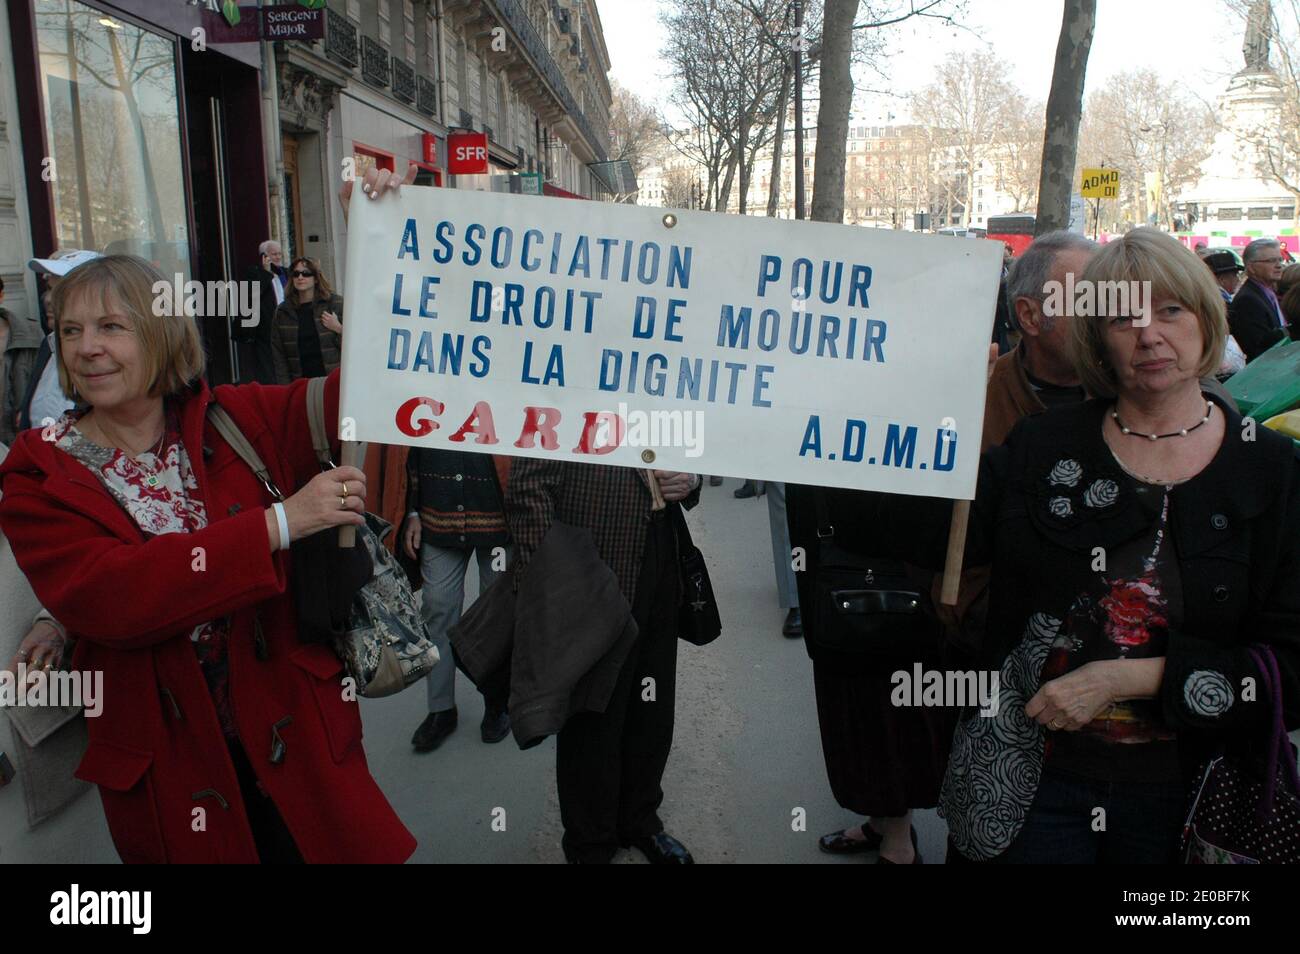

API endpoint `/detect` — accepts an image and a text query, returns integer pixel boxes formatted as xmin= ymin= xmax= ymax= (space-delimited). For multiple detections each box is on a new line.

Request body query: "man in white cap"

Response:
xmin=17 ymin=250 xmax=101 ymax=431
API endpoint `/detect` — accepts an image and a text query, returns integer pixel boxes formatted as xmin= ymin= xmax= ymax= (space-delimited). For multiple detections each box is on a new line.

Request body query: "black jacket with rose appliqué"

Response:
xmin=843 ymin=394 xmax=1300 ymax=777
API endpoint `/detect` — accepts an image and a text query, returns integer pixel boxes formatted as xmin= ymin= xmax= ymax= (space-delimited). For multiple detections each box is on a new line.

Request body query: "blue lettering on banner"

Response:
xmin=463 ymin=224 xmax=485 ymax=266
xmin=391 ymin=273 xmax=412 ymax=317
xmin=433 ymin=221 xmax=454 ymax=263
xmin=490 ymin=226 xmax=513 ymax=268
xmin=882 ymin=424 xmax=918 ymax=469
xmin=469 ymin=280 xmax=491 ymax=322
xmin=419 ymin=275 xmax=440 ymax=319
xmin=398 ymin=219 xmax=419 ymax=259
xmin=521 ymin=229 xmax=543 ymax=271
xmin=799 ymin=415 xmax=822 ymax=457
xmin=842 ymin=419 xmax=866 ymax=462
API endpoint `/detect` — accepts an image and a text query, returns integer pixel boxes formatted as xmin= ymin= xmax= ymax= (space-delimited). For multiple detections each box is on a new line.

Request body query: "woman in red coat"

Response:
xmin=0 ymin=243 xmax=415 ymax=861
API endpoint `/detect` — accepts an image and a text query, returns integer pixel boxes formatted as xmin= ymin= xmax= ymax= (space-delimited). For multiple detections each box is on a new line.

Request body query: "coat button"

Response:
xmin=1211 ymin=513 xmax=1228 ymax=530
xmin=457 ymin=504 xmax=465 ymax=511
xmin=1212 ymin=584 xmax=1230 ymax=602
xmin=454 ymin=474 xmax=463 ymax=482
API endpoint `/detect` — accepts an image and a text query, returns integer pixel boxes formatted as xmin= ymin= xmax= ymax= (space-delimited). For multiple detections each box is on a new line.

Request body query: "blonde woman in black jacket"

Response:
xmin=856 ymin=228 xmax=1300 ymax=863
xmin=271 ymin=257 xmax=343 ymax=383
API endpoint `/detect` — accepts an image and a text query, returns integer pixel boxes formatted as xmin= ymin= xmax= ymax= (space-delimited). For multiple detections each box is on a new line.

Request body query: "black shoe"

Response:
xmin=734 ymin=481 xmax=758 ymax=499
xmin=480 ymin=706 xmax=510 ymax=744
xmin=876 ymin=827 xmax=922 ymax=865
xmin=782 ymin=608 xmax=803 ymax=638
xmin=411 ymin=708 xmax=458 ymax=752
xmin=818 ymin=823 xmax=884 ymax=854
xmin=708 ymin=475 xmax=723 ymax=486
xmin=629 ymin=831 xmax=694 ymax=864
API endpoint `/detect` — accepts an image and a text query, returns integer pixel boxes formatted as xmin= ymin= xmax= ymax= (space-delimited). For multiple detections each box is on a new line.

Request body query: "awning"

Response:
xmin=587 ymin=159 xmax=637 ymax=194
xmin=543 ymin=183 xmax=588 ymax=200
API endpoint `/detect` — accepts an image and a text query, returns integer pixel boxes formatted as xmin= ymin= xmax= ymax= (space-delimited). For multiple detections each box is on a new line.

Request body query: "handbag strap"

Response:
xmin=206 ymin=403 xmax=285 ymax=502
xmin=305 ymin=376 xmax=334 ymax=470
xmin=1246 ymin=645 xmax=1300 ymax=819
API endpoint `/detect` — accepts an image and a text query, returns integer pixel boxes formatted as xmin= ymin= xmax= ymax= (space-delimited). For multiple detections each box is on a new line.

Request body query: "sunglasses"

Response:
xmin=291 ymin=270 xmax=314 ymax=278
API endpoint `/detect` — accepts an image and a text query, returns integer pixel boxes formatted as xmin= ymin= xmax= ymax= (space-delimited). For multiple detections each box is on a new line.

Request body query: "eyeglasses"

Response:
xmin=1255 ymin=258 xmax=1284 ymax=266
xmin=291 ymin=270 xmax=314 ymax=278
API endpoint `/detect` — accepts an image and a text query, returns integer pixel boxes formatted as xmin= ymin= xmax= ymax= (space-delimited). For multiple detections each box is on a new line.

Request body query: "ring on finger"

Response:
xmin=340 ymin=495 xmax=348 ymax=509
xmin=341 ymin=482 xmax=349 ymax=497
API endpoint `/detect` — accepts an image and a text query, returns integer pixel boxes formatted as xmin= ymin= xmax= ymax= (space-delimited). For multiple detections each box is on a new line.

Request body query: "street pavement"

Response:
xmin=362 ymin=479 xmax=948 ymax=864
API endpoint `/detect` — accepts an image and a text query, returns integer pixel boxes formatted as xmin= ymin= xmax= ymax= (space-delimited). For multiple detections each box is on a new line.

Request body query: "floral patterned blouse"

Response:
xmin=54 ymin=405 xmax=236 ymax=738
xmin=1041 ymin=479 xmax=1181 ymax=782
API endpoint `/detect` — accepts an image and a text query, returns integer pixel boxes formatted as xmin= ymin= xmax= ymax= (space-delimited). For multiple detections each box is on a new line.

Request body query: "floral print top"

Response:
xmin=1041 ymin=480 xmax=1181 ymax=782
xmin=54 ymin=406 xmax=236 ymax=738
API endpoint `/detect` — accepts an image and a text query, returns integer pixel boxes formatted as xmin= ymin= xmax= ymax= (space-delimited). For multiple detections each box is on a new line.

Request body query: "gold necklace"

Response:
xmin=86 ymin=413 xmax=168 ymax=486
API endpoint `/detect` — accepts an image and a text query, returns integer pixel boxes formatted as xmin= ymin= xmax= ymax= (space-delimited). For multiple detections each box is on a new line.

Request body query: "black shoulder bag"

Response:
xmin=805 ymin=487 xmax=934 ymax=658
xmin=670 ymin=503 xmax=721 ymax=646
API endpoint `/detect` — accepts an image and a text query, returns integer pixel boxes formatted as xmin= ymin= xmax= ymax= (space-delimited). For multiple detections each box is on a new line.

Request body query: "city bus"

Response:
xmin=986 ymin=213 xmax=1036 ymax=256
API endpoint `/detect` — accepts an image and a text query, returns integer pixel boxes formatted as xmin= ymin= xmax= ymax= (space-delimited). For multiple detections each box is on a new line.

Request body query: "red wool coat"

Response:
xmin=0 ymin=371 xmax=415 ymax=863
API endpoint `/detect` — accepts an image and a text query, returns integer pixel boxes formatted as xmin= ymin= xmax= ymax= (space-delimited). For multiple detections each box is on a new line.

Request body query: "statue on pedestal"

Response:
xmin=1243 ymin=0 xmax=1273 ymax=72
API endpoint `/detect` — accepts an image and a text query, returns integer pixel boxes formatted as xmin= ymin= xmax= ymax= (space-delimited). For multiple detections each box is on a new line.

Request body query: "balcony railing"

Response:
xmin=392 ymin=59 xmax=415 ymax=103
xmin=490 ymin=0 xmax=609 ymax=160
xmin=325 ymin=8 xmax=357 ymax=68
xmin=417 ymin=75 xmax=438 ymax=116
xmin=361 ymin=35 xmax=390 ymax=88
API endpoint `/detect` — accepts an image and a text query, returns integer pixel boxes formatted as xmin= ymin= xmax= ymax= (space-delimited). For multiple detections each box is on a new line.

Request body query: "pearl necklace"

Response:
xmin=1110 ymin=400 xmax=1213 ymax=440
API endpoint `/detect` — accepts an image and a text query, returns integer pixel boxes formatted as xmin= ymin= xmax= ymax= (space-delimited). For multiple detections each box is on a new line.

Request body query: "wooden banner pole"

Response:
xmin=939 ymin=498 xmax=971 ymax=606
xmin=338 ymin=440 xmax=363 ymax=548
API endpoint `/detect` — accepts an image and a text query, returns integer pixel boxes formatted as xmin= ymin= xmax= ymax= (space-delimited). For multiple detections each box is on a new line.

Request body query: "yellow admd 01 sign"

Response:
xmin=1081 ymin=168 xmax=1120 ymax=199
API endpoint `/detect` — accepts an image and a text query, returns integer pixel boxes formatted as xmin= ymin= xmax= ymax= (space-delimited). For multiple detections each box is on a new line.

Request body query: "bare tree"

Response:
xmin=1035 ymin=0 xmax=1096 ymax=234
xmin=609 ymin=82 xmax=664 ymax=176
xmin=1001 ymin=95 xmax=1046 ymax=212
xmin=662 ymin=0 xmax=790 ymax=213
xmin=911 ymin=50 xmax=1020 ymax=228
xmin=1077 ymin=70 xmax=1215 ymax=231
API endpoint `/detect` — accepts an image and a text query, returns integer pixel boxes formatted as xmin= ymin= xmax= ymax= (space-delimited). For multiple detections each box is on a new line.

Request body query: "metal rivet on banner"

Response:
xmin=641 ymin=449 xmax=656 ymax=463
xmin=662 ymin=214 xmax=677 ymax=229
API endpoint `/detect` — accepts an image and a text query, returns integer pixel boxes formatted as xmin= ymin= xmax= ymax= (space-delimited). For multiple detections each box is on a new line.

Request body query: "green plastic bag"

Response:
xmin=1225 ymin=339 xmax=1300 ymax=421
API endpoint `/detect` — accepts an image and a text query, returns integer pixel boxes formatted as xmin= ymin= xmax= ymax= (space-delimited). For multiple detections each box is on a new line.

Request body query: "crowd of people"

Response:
xmin=0 ymin=163 xmax=1297 ymax=865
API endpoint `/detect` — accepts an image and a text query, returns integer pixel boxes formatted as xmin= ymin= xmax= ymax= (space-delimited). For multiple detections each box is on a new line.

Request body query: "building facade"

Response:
xmin=0 ymin=0 xmax=616 ymax=387
xmin=4 ymin=0 xmax=273 ymax=385
xmin=279 ymin=0 xmax=615 ymax=296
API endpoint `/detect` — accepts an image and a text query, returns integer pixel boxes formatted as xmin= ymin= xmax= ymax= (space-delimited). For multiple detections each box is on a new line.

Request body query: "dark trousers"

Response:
xmin=556 ymin=509 xmax=680 ymax=863
xmin=228 ymin=741 xmax=304 ymax=864
xmin=989 ymin=766 xmax=1184 ymax=864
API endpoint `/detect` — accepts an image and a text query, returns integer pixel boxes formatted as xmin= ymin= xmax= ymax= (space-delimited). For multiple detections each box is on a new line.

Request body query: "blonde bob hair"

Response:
xmin=1069 ymin=227 xmax=1227 ymax=399
xmin=50 ymin=254 xmax=205 ymax=401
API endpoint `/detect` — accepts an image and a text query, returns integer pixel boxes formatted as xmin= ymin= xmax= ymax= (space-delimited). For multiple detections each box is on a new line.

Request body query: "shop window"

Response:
xmin=1247 ymin=206 xmax=1275 ymax=220
xmin=1216 ymin=207 xmax=1242 ymax=220
xmin=353 ymin=144 xmax=395 ymax=181
xmin=35 ymin=2 xmax=191 ymax=278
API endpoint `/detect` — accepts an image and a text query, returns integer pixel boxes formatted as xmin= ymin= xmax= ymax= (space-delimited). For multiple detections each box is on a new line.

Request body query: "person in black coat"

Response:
xmin=1228 ymin=239 xmax=1287 ymax=361
xmin=237 ymin=240 xmax=287 ymax=384
xmin=862 ymin=229 xmax=1300 ymax=864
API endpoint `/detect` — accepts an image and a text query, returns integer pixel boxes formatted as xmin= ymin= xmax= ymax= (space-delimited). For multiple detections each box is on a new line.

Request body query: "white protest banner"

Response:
xmin=339 ymin=187 xmax=1001 ymax=498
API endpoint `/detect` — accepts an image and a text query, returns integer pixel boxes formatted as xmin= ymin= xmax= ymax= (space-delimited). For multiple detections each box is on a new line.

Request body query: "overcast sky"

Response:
xmin=596 ymin=0 xmax=1246 ymax=124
